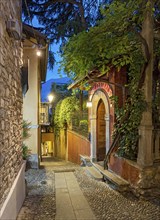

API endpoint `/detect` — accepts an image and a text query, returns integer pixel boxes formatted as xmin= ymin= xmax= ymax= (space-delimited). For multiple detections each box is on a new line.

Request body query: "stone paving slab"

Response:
xmin=55 ymin=172 xmax=96 ymax=220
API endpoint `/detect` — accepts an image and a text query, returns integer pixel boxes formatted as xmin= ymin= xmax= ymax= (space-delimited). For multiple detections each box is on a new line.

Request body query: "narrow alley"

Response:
xmin=1 ymin=1 xmax=160 ymax=220
xmin=17 ymin=159 xmax=160 ymax=220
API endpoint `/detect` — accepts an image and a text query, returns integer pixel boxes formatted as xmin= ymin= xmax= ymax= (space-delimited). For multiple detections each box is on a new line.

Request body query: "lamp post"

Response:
xmin=47 ymin=94 xmax=54 ymax=124
xmin=48 ymin=94 xmax=54 ymax=103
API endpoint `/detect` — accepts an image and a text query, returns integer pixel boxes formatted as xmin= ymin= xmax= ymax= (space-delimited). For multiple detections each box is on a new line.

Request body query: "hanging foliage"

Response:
xmin=61 ymin=0 xmax=160 ymax=159
xmin=54 ymin=96 xmax=80 ymax=135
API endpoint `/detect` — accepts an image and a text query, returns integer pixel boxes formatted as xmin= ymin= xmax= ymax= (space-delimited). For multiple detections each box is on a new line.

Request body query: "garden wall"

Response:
xmin=109 ymin=153 xmax=160 ymax=196
xmin=67 ymin=130 xmax=90 ymax=164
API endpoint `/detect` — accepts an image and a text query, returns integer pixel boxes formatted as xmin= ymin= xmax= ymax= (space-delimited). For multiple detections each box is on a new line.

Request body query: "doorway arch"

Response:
xmin=90 ymin=90 xmax=110 ymax=161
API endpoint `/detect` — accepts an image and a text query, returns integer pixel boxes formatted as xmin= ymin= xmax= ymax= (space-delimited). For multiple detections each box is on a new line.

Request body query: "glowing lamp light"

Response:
xmin=36 ymin=50 xmax=41 ymax=56
xmin=86 ymin=101 xmax=92 ymax=108
xmin=48 ymin=94 xmax=54 ymax=103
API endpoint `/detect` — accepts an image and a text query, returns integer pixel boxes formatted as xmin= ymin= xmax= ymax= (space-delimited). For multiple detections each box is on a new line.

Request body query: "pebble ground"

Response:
xmin=75 ymin=168 xmax=160 ymax=220
xmin=17 ymin=159 xmax=160 ymax=220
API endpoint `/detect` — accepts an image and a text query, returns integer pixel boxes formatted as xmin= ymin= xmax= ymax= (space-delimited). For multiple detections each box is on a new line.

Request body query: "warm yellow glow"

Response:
xmin=36 ymin=50 xmax=41 ymax=56
xmin=86 ymin=101 xmax=92 ymax=108
xmin=48 ymin=94 xmax=54 ymax=103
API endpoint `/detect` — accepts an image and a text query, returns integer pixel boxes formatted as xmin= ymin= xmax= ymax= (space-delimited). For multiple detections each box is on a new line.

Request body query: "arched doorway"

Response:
xmin=97 ymin=99 xmax=106 ymax=161
xmin=90 ymin=90 xmax=110 ymax=161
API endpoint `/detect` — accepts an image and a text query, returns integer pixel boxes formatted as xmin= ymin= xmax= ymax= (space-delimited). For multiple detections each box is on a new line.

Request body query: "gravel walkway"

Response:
xmin=74 ymin=168 xmax=160 ymax=220
xmin=17 ymin=161 xmax=160 ymax=220
xmin=17 ymin=168 xmax=56 ymax=220
xmin=17 ymin=160 xmax=79 ymax=220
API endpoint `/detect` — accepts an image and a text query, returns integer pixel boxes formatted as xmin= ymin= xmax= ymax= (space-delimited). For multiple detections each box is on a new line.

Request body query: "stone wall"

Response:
xmin=136 ymin=165 xmax=160 ymax=197
xmin=0 ymin=0 xmax=23 ymax=209
xmin=109 ymin=153 xmax=160 ymax=197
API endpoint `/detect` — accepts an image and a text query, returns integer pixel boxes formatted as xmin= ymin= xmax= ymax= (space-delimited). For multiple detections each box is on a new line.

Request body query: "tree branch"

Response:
xmin=31 ymin=0 xmax=87 ymax=31
xmin=33 ymin=0 xmax=80 ymax=7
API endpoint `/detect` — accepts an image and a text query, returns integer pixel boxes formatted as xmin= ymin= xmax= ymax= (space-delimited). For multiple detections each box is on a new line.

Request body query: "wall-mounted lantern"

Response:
xmin=36 ymin=50 xmax=41 ymax=56
xmin=86 ymin=101 xmax=92 ymax=108
xmin=6 ymin=19 xmax=21 ymax=40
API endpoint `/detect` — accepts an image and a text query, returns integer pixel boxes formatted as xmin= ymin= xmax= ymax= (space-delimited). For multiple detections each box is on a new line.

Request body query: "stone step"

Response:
xmin=79 ymin=154 xmax=130 ymax=191
xmin=80 ymin=155 xmax=92 ymax=167
xmin=92 ymin=163 xmax=130 ymax=192
xmin=83 ymin=166 xmax=103 ymax=181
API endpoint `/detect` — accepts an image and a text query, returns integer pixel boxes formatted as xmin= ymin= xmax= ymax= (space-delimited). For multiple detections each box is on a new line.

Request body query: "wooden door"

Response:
xmin=97 ymin=100 xmax=106 ymax=161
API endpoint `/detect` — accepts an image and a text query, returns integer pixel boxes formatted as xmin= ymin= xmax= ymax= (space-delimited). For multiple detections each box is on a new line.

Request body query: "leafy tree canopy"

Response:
xmin=22 ymin=0 xmax=106 ymax=44
xmin=61 ymin=0 xmax=160 ymax=80
xmin=22 ymin=0 xmax=107 ymax=70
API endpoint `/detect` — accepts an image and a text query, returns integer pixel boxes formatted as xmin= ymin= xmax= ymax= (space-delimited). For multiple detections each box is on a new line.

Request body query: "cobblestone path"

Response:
xmin=17 ymin=168 xmax=56 ymax=220
xmin=75 ymin=169 xmax=160 ymax=220
xmin=17 ymin=159 xmax=160 ymax=220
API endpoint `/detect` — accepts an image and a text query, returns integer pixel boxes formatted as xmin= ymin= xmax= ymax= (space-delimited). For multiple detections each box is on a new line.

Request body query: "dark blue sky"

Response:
xmin=32 ymin=18 xmax=66 ymax=81
xmin=47 ymin=44 xmax=66 ymax=80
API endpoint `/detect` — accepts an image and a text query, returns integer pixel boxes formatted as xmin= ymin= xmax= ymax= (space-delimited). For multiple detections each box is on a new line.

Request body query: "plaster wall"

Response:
xmin=0 ymin=162 xmax=26 ymax=220
xmin=55 ymin=129 xmax=67 ymax=160
xmin=23 ymin=49 xmax=39 ymax=154
xmin=42 ymin=133 xmax=54 ymax=142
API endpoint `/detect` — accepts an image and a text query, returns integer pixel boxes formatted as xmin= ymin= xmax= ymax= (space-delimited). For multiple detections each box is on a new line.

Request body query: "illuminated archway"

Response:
xmin=90 ymin=90 xmax=110 ymax=161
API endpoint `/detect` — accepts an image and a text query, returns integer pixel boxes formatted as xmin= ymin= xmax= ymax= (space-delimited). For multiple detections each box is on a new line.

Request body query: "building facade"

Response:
xmin=0 ymin=0 xmax=26 ymax=219
xmin=88 ymin=68 xmax=126 ymax=162
xmin=22 ymin=24 xmax=49 ymax=168
xmin=89 ymin=69 xmax=160 ymax=195
xmin=69 ymin=65 xmax=160 ymax=195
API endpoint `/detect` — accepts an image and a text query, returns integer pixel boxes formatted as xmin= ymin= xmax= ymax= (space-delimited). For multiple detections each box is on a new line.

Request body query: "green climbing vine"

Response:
xmin=112 ymin=92 xmax=146 ymax=160
xmin=110 ymin=51 xmax=147 ymax=159
xmin=54 ymin=96 xmax=80 ymax=135
xmin=60 ymin=0 xmax=160 ymax=160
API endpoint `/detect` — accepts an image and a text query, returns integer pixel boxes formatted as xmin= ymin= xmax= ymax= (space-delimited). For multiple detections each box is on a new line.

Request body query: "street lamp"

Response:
xmin=47 ymin=94 xmax=54 ymax=124
xmin=48 ymin=94 xmax=54 ymax=103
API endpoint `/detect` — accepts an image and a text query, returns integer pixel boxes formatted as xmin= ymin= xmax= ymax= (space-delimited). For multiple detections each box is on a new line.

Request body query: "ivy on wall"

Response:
xmin=54 ymin=96 xmax=80 ymax=135
xmin=111 ymin=51 xmax=146 ymax=159
xmin=60 ymin=0 xmax=160 ymax=160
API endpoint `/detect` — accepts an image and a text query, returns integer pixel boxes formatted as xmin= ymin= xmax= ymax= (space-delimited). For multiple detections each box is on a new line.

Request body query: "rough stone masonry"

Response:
xmin=0 ymin=0 xmax=23 ymax=209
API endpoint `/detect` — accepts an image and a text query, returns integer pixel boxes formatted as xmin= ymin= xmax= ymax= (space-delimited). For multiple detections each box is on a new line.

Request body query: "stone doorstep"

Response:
xmin=92 ymin=163 xmax=130 ymax=191
xmin=80 ymin=155 xmax=92 ymax=167
xmin=83 ymin=166 xmax=103 ymax=181
xmin=80 ymin=155 xmax=91 ymax=162
xmin=54 ymin=169 xmax=76 ymax=173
